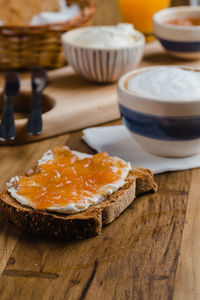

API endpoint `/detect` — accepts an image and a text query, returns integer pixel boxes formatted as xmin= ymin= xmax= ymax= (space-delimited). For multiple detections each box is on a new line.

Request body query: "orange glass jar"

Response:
xmin=117 ymin=0 xmax=171 ymax=40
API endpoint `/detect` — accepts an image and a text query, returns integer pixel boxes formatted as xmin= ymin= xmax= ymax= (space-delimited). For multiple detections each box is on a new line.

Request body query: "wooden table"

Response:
xmin=0 ymin=117 xmax=199 ymax=300
xmin=0 ymin=1 xmax=199 ymax=299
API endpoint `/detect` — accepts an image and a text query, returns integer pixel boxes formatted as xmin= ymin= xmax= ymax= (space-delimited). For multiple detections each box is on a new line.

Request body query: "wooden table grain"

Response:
xmin=0 ymin=120 xmax=199 ymax=300
xmin=0 ymin=1 xmax=199 ymax=299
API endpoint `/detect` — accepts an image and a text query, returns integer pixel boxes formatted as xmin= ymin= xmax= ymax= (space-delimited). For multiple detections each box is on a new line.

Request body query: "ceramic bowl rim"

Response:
xmin=118 ymin=65 xmax=200 ymax=105
xmin=153 ymin=6 xmax=200 ymax=31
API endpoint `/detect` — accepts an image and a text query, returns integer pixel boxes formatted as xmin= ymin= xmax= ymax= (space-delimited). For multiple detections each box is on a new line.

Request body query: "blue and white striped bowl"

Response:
xmin=153 ymin=6 xmax=200 ymax=59
xmin=118 ymin=66 xmax=200 ymax=157
xmin=62 ymin=27 xmax=145 ymax=83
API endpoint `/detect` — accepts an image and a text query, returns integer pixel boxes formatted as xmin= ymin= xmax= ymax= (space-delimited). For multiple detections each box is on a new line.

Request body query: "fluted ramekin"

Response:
xmin=62 ymin=26 xmax=145 ymax=83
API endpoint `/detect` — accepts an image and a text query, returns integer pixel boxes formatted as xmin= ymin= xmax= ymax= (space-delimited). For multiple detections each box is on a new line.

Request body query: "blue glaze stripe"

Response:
xmin=85 ymin=50 xmax=93 ymax=80
xmin=157 ymin=37 xmax=200 ymax=53
xmin=75 ymin=48 xmax=84 ymax=76
xmin=126 ymin=49 xmax=130 ymax=69
xmin=106 ymin=51 xmax=110 ymax=82
xmin=78 ymin=47 xmax=85 ymax=76
xmin=81 ymin=48 xmax=89 ymax=78
xmin=111 ymin=51 xmax=117 ymax=82
xmin=120 ymin=50 xmax=123 ymax=76
xmin=99 ymin=50 xmax=104 ymax=81
xmin=93 ymin=51 xmax=98 ymax=81
xmin=69 ymin=45 xmax=74 ymax=67
xmin=119 ymin=104 xmax=200 ymax=141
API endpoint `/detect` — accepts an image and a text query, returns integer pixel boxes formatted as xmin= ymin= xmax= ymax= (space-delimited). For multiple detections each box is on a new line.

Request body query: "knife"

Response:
xmin=27 ymin=67 xmax=48 ymax=135
xmin=0 ymin=72 xmax=20 ymax=141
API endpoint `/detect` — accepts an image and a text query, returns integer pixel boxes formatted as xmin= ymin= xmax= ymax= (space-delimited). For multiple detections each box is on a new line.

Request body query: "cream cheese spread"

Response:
xmin=7 ymin=147 xmax=132 ymax=214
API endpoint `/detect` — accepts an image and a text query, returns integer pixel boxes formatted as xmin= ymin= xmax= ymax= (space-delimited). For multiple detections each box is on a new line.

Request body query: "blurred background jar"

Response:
xmin=117 ymin=0 xmax=171 ymax=41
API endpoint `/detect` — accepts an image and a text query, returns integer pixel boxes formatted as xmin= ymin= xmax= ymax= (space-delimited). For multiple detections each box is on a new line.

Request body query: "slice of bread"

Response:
xmin=0 ymin=0 xmax=61 ymax=26
xmin=0 ymin=153 xmax=157 ymax=240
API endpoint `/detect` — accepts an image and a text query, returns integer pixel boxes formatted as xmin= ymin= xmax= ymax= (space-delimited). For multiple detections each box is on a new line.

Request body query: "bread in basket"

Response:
xmin=0 ymin=0 xmax=96 ymax=69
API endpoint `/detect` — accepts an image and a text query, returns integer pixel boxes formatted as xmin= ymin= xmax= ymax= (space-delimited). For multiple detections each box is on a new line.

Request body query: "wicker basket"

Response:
xmin=0 ymin=0 xmax=96 ymax=70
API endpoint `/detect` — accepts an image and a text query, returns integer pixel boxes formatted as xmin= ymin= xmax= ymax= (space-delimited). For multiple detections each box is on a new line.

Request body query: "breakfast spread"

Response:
xmin=127 ymin=66 xmax=200 ymax=101
xmin=7 ymin=146 xmax=131 ymax=214
xmin=0 ymin=146 xmax=157 ymax=239
xmin=65 ymin=23 xmax=141 ymax=48
xmin=1 ymin=2 xmax=200 ymax=299
xmin=0 ymin=3 xmax=198 ymax=238
xmin=166 ymin=18 xmax=200 ymax=26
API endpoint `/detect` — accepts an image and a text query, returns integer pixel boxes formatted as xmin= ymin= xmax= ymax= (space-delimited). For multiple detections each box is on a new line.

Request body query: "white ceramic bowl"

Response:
xmin=153 ymin=6 xmax=200 ymax=59
xmin=118 ymin=66 xmax=200 ymax=158
xmin=62 ymin=26 xmax=145 ymax=83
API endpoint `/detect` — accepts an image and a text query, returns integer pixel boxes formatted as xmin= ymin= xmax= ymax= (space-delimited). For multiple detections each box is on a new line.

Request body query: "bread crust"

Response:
xmin=0 ymin=167 xmax=157 ymax=240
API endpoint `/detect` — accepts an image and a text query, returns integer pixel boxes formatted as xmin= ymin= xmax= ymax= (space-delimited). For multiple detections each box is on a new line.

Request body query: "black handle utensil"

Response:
xmin=27 ymin=67 xmax=48 ymax=135
xmin=0 ymin=72 xmax=20 ymax=141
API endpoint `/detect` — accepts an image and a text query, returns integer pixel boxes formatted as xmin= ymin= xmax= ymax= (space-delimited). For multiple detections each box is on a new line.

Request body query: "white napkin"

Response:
xmin=30 ymin=1 xmax=81 ymax=25
xmin=83 ymin=125 xmax=200 ymax=174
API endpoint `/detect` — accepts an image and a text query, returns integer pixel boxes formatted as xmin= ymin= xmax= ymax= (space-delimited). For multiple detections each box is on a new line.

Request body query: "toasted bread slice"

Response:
xmin=0 ymin=166 xmax=157 ymax=240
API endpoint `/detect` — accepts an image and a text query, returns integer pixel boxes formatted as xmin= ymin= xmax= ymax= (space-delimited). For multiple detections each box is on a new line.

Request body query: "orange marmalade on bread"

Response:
xmin=15 ymin=146 xmax=131 ymax=211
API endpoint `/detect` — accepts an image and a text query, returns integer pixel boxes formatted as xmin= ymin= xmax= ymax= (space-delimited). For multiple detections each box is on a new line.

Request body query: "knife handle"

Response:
xmin=27 ymin=92 xmax=42 ymax=135
xmin=0 ymin=97 xmax=15 ymax=140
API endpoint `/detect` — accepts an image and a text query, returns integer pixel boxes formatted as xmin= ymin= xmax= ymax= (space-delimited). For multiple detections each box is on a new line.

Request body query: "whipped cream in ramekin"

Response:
xmin=66 ymin=23 xmax=140 ymax=49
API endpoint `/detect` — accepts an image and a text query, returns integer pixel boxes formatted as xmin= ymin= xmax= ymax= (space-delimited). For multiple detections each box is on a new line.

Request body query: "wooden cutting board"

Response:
xmin=0 ymin=40 xmax=199 ymax=145
xmin=0 ymin=67 xmax=119 ymax=145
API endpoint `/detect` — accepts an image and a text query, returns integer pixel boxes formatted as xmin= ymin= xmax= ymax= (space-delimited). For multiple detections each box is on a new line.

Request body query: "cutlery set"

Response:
xmin=0 ymin=67 xmax=48 ymax=141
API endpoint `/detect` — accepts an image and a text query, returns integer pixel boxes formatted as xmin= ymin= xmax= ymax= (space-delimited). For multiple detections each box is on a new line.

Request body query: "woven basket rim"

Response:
xmin=0 ymin=2 xmax=96 ymax=33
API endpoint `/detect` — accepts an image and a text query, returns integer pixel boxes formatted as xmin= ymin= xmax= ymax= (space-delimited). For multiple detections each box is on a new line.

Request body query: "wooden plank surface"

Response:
xmin=0 ymin=1 xmax=199 ymax=299
xmin=173 ymin=169 xmax=200 ymax=300
xmin=0 ymin=123 xmax=197 ymax=300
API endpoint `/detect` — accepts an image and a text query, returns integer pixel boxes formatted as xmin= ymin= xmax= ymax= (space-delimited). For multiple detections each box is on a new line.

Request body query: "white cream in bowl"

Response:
xmin=127 ymin=66 xmax=200 ymax=101
xmin=118 ymin=66 xmax=200 ymax=157
xmin=65 ymin=23 xmax=140 ymax=49
xmin=62 ymin=24 xmax=145 ymax=82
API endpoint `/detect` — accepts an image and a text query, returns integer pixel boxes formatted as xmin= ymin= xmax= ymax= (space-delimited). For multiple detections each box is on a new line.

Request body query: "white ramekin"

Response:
xmin=62 ymin=26 xmax=145 ymax=83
